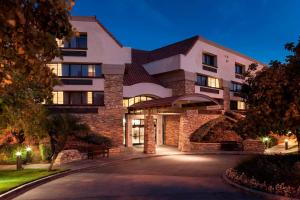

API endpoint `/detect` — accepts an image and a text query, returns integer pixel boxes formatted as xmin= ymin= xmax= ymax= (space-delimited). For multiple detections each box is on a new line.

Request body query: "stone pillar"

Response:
xmin=102 ymin=64 xmax=125 ymax=147
xmin=156 ymin=115 xmax=163 ymax=146
xmin=223 ymin=80 xmax=230 ymax=111
xmin=125 ymin=115 xmax=133 ymax=147
xmin=178 ymin=109 xmax=198 ymax=152
xmin=144 ymin=113 xmax=156 ymax=154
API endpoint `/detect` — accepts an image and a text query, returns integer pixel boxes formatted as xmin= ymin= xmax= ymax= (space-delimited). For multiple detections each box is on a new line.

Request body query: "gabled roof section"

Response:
xmin=132 ymin=36 xmax=199 ymax=65
xmin=123 ymin=63 xmax=163 ymax=86
xmin=70 ymin=16 xmax=123 ymax=47
xmin=132 ymin=35 xmax=265 ymax=66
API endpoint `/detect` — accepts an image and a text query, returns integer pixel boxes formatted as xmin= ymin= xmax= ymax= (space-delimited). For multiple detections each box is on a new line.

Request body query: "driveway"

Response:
xmin=14 ymin=154 xmax=266 ymax=200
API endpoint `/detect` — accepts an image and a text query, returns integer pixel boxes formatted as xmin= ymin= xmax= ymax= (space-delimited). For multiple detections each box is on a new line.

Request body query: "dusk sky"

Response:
xmin=72 ymin=0 xmax=300 ymax=64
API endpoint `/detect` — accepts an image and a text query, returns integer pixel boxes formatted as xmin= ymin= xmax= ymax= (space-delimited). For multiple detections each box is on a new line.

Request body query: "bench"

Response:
xmin=87 ymin=145 xmax=110 ymax=159
xmin=220 ymin=141 xmax=241 ymax=151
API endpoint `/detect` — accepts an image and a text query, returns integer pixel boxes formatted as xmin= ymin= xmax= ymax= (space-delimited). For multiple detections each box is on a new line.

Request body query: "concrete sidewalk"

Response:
xmin=265 ymin=139 xmax=299 ymax=154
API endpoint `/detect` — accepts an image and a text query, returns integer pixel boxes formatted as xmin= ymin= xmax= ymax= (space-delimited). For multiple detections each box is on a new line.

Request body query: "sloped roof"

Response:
xmin=132 ymin=35 xmax=265 ymax=66
xmin=129 ymin=94 xmax=219 ymax=110
xmin=132 ymin=36 xmax=199 ymax=64
xmin=70 ymin=16 xmax=123 ymax=47
xmin=123 ymin=63 xmax=163 ymax=86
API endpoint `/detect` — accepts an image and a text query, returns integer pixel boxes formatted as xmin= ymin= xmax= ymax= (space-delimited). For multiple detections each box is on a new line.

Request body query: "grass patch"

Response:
xmin=0 ymin=168 xmax=65 ymax=194
xmin=235 ymin=154 xmax=300 ymax=187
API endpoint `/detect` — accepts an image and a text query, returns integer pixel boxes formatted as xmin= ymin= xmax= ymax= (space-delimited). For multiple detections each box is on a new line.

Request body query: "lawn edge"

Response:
xmin=0 ymin=169 xmax=72 ymax=200
xmin=222 ymin=170 xmax=300 ymax=200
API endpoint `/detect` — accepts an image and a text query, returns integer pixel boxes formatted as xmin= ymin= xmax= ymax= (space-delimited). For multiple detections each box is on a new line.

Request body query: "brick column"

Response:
xmin=102 ymin=64 xmax=125 ymax=147
xmin=156 ymin=115 xmax=163 ymax=146
xmin=125 ymin=115 xmax=133 ymax=147
xmin=178 ymin=109 xmax=198 ymax=152
xmin=144 ymin=113 xmax=156 ymax=154
xmin=223 ymin=80 xmax=230 ymax=111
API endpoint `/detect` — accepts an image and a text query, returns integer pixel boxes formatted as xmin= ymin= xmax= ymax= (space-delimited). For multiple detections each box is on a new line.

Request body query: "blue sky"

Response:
xmin=71 ymin=0 xmax=300 ymax=64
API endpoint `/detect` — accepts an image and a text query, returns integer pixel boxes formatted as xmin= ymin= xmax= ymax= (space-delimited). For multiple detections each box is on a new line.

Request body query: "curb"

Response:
xmin=222 ymin=171 xmax=300 ymax=200
xmin=0 ymin=152 xmax=261 ymax=200
xmin=0 ymin=155 xmax=163 ymax=200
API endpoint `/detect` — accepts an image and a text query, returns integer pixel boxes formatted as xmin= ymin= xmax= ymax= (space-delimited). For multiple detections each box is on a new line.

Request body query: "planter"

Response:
xmin=190 ymin=142 xmax=221 ymax=152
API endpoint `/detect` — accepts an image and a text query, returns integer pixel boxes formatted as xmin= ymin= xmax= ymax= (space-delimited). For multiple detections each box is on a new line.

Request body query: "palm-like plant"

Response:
xmin=47 ymin=114 xmax=90 ymax=171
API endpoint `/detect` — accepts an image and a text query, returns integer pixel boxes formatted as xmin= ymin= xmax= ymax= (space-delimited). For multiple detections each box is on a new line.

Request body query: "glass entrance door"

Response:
xmin=132 ymin=119 xmax=157 ymax=145
xmin=132 ymin=119 xmax=144 ymax=145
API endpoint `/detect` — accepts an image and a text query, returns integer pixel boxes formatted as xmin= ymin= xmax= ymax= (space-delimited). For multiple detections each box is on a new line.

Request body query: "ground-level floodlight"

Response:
xmin=16 ymin=151 xmax=23 ymax=170
xmin=262 ymin=137 xmax=270 ymax=148
xmin=284 ymin=139 xmax=289 ymax=150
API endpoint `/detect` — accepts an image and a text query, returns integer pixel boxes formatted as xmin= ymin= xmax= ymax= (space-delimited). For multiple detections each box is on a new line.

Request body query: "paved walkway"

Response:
xmin=265 ymin=139 xmax=299 ymax=154
xmin=13 ymin=154 xmax=266 ymax=200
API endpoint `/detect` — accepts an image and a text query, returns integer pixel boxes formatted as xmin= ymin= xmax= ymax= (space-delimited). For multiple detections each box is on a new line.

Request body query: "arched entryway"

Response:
xmin=126 ymin=94 xmax=222 ymax=154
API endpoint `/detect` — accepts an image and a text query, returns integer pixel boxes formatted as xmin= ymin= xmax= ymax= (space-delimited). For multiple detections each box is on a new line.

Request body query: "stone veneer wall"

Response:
xmin=144 ymin=115 xmax=156 ymax=154
xmin=190 ymin=142 xmax=221 ymax=151
xmin=164 ymin=115 xmax=180 ymax=146
xmin=73 ymin=74 xmax=124 ymax=149
xmin=165 ymin=80 xmax=195 ymax=96
xmin=178 ymin=110 xmax=220 ymax=152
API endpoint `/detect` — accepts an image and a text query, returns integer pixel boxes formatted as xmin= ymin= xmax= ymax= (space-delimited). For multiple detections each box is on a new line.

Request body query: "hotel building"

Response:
xmin=47 ymin=16 xmax=264 ymax=153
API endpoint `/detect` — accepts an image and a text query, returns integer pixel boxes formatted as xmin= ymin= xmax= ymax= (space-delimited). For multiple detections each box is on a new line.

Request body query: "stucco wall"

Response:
xmin=54 ymin=78 xmax=104 ymax=91
xmin=53 ymin=20 xmax=131 ymax=64
xmin=123 ymin=82 xmax=172 ymax=98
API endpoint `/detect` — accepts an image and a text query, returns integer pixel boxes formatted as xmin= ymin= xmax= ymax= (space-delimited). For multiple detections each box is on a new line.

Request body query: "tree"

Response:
xmin=47 ymin=114 xmax=90 ymax=171
xmin=0 ymin=0 xmax=74 ymax=140
xmin=237 ymin=37 xmax=300 ymax=152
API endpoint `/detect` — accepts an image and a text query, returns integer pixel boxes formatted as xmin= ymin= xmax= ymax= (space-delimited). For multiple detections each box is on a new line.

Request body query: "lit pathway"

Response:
xmin=14 ymin=154 xmax=266 ymax=200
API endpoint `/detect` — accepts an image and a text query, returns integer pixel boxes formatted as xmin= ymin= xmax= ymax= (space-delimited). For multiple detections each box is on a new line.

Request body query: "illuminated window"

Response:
xmin=87 ymin=92 xmax=93 ymax=104
xmin=197 ymin=75 xmax=220 ymax=89
xmin=237 ymin=101 xmax=246 ymax=110
xmin=123 ymin=96 xmax=155 ymax=108
xmin=208 ymin=77 xmax=220 ymax=88
xmin=47 ymin=63 xmax=62 ymax=76
xmin=123 ymin=99 xmax=129 ymax=107
xmin=56 ymin=39 xmax=64 ymax=47
xmin=52 ymin=91 xmax=63 ymax=104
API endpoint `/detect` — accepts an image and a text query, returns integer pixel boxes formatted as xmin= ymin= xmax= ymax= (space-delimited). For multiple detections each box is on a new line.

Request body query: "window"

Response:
xmin=208 ymin=77 xmax=220 ymax=88
xmin=51 ymin=91 xmax=104 ymax=105
xmin=203 ymin=53 xmax=216 ymax=67
xmin=235 ymin=63 xmax=245 ymax=75
xmin=197 ymin=75 xmax=220 ymax=88
xmin=64 ymin=33 xmax=87 ymax=49
xmin=231 ymin=82 xmax=243 ymax=92
xmin=237 ymin=101 xmax=246 ymax=110
xmin=70 ymin=64 xmax=81 ymax=77
xmin=123 ymin=96 xmax=155 ymax=108
xmin=197 ymin=75 xmax=207 ymax=86
xmin=52 ymin=92 xmax=63 ymax=104
xmin=54 ymin=64 xmax=102 ymax=77
xmin=48 ymin=63 xmax=62 ymax=76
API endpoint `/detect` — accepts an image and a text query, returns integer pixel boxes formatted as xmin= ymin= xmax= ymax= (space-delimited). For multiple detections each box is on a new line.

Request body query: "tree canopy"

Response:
xmin=237 ymin=37 xmax=300 ymax=149
xmin=0 ymin=0 xmax=74 ymax=139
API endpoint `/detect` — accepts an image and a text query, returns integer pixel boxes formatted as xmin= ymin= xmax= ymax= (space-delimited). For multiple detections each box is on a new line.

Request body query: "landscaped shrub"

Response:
xmin=260 ymin=135 xmax=278 ymax=148
xmin=0 ymin=143 xmax=27 ymax=164
xmin=235 ymin=155 xmax=300 ymax=187
xmin=39 ymin=143 xmax=52 ymax=161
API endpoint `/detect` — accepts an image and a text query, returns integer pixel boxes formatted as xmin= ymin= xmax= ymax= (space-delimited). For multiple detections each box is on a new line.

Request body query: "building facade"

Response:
xmin=48 ymin=16 xmax=264 ymax=153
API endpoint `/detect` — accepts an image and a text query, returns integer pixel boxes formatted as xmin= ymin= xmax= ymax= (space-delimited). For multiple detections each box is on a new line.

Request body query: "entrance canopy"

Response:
xmin=129 ymin=94 xmax=222 ymax=114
